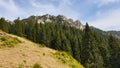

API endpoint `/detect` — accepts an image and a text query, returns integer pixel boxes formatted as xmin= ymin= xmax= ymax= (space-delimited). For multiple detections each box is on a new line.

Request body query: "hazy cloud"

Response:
xmin=0 ymin=0 xmax=26 ymax=20
xmin=88 ymin=0 xmax=120 ymax=6
xmin=0 ymin=0 xmax=80 ymax=20
xmin=30 ymin=0 xmax=80 ymax=20
xmin=90 ymin=8 xmax=120 ymax=31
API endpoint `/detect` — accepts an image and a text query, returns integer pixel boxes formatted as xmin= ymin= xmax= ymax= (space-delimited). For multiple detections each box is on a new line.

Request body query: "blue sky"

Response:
xmin=0 ymin=0 xmax=120 ymax=31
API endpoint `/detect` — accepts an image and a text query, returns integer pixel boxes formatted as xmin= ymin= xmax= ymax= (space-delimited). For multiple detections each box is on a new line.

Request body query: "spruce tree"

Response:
xmin=108 ymin=35 xmax=120 ymax=68
xmin=0 ymin=18 xmax=9 ymax=32
xmin=14 ymin=18 xmax=23 ymax=36
xmin=81 ymin=23 xmax=93 ymax=67
xmin=51 ymin=31 xmax=61 ymax=50
xmin=81 ymin=23 xmax=104 ymax=68
xmin=72 ymin=36 xmax=81 ymax=62
xmin=60 ymin=31 xmax=72 ymax=54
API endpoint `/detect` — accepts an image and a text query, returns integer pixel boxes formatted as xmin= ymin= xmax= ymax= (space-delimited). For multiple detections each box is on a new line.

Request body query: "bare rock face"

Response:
xmin=68 ymin=19 xmax=74 ymax=24
xmin=74 ymin=20 xmax=84 ymax=30
xmin=37 ymin=19 xmax=44 ymax=24
xmin=67 ymin=19 xmax=84 ymax=30
xmin=28 ymin=14 xmax=84 ymax=30
xmin=57 ymin=15 xmax=67 ymax=21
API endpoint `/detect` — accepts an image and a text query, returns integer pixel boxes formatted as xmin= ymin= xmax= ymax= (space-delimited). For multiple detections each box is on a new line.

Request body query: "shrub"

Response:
xmin=43 ymin=53 xmax=45 ymax=56
xmin=23 ymin=60 xmax=26 ymax=63
xmin=0 ymin=37 xmax=7 ymax=41
xmin=2 ymin=41 xmax=13 ymax=47
xmin=33 ymin=63 xmax=42 ymax=68
xmin=18 ymin=64 xmax=23 ymax=68
xmin=1 ymin=37 xmax=21 ymax=48
xmin=12 ymin=37 xmax=21 ymax=44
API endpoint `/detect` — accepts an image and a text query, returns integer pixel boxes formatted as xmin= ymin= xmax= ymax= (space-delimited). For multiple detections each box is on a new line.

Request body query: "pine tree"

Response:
xmin=25 ymin=19 xmax=35 ymax=40
xmin=80 ymin=23 xmax=104 ymax=68
xmin=14 ymin=18 xmax=23 ymax=36
xmin=51 ymin=31 xmax=61 ymax=50
xmin=81 ymin=23 xmax=93 ymax=65
xmin=0 ymin=18 xmax=9 ymax=32
xmin=60 ymin=32 xmax=72 ymax=54
xmin=71 ymin=36 xmax=81 ymax=62
xmin=108 ymin=35 xmax=120 ymax=68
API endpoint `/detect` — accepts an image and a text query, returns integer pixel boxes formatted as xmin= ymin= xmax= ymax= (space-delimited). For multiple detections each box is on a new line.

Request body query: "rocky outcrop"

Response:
xmin=25 ymin=14 xmax=84 ymax=30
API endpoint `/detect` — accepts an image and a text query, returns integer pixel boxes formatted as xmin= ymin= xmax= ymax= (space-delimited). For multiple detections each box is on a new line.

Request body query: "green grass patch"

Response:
xmin=18 ymin=64 xmax=23 ymax=68
xmin=0 ymin=37 xmax=7 ymax=41
xmin=0 ymin=37 xmax=21 ymax=48
xmin=39 ymin=44 xmax=45 ymax=47
xmin=53 ymin=51 xmax=84 ymax=68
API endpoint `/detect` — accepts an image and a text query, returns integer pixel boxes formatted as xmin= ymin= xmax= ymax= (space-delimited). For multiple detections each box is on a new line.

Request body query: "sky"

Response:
xmin=0 ymin=0 xmax=120 ymax=31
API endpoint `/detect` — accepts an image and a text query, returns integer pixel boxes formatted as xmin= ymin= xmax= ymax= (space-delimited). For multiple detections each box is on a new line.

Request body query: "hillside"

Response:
xmin=0 ymin=30 xmax=84 ymax=68
xmin=91 ymin=26 xmax=120 ymax=39
xmin=107 ymin=31 xmax=120 ymax=39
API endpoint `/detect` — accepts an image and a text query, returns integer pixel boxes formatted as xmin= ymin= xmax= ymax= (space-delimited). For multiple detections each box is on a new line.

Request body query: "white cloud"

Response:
xmin=88 ymin=0 xmax=120 ymax=6
xmin=0 ymin=0 xmax=26 ymax=20
xmin=90 ymin=8 xmax=120 ymax=31
xmin=30 ymin=0 xmax=80 ymax=20
xmin=0 ymin=0 xmax=80 ymax=21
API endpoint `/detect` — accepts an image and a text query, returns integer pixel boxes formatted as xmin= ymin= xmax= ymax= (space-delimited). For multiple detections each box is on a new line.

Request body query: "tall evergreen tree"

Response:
xmin=0 ymin=18 xmax=9 ymax=32
xmin=60 ymin=31 xmax=72 ymax=54
xmin=81 ymin=23 xmax=104 ymax=68
xmin=81 ymin=23 xmax=93 ymax=67
xmin=14 ymin=18 xmax=23 ymax=36
xmin=71 ymin=36 xmax=81 ymax=62
xmin=51 ymin=31 xmax=61 ymax=50
xmin=25 ymin=19 xmax=35 ymax=40
xmin=108 ymin=35 xmax=120 ymax=68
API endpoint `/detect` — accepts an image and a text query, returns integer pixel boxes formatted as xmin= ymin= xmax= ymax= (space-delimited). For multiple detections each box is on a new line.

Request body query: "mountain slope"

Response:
xmin=91 ymin=26 xmax=120 ymax=39
xmin=0 ymin=30 xmax=84 ymax=68
xmin=107 ymin=31 xmax=120 ymax=39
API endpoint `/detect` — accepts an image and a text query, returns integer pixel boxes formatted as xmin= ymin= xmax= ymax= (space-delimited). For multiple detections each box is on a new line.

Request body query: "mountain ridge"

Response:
xmin=22 ymin=14 xmax=85 ymax=30
xmin=90 ymin=26 xmax=120 ymax=39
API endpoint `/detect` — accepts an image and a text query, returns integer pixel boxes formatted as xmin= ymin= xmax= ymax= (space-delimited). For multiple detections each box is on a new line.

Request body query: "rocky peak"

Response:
xmin=26 ymin=14 xmax=84 ymax=30
xmin=68 ymin=19 xmax=74 ymax=23
xmin=57 ymin=15 xmax=67 ymax=21
xmin=68 ymin=19 xmax=84 ymax=30
xmin=43 ymin=14 xmax=51 ymax=19
xmin=75 ymin=20 xmax=81 ymax=24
